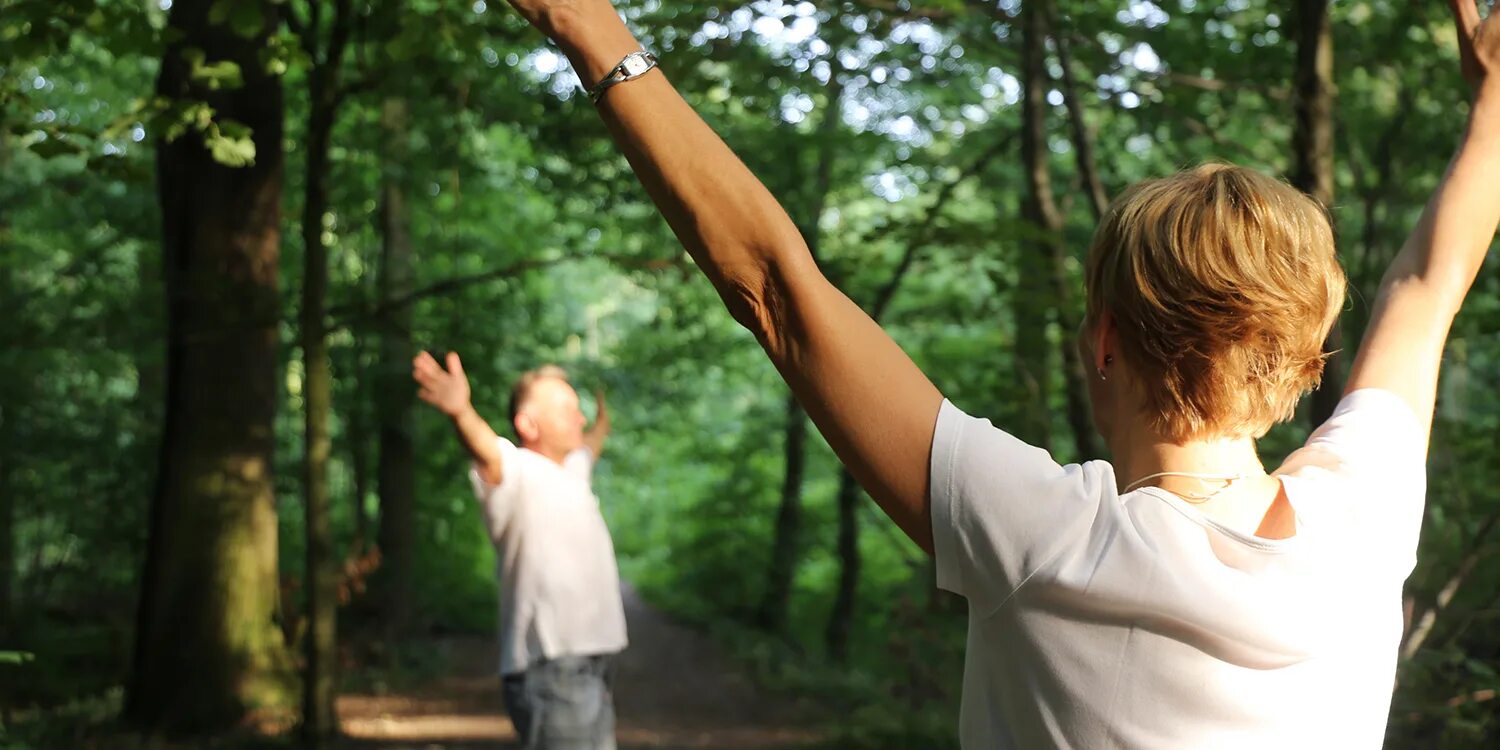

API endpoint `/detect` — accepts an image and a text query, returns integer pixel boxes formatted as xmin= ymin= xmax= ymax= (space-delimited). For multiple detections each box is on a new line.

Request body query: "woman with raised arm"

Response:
xmin=496 ymin=0 xmax=1500 ymax=746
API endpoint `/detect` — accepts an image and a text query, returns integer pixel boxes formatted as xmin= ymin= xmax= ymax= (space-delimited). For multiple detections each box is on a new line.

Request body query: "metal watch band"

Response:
xmin=587 ymin=51 xmax=658 ymax=103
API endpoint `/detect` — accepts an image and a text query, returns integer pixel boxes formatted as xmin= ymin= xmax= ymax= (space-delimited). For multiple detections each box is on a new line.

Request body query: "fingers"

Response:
xmin=447 ymin=351 xmax=466 ymax=379
xmin=417 ymin=387 xmax=439 ymax=405
xmin=413 ymin=351 xmax=452 ymax=392
xmin=413 ymin=350 xmax=440 ymax=376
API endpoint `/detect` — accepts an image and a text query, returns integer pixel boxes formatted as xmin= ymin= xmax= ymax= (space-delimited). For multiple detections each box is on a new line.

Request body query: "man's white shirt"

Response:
xmin=470 ymin=438 xmax=628 ymax=675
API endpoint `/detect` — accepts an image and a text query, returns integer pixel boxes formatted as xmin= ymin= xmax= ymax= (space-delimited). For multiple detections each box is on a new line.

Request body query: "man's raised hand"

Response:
xmin=583 ymin=387 xmax=611 ymax=458
xmin=414 ymin=351 xmax=473 ymax=418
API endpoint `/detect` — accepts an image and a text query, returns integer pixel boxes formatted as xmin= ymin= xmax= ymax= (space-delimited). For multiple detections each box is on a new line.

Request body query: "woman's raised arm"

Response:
xmin=503 ymin=1 xmax=944 ymax=550
xmin=1344 ymin=0 xmax=1500 ymax=443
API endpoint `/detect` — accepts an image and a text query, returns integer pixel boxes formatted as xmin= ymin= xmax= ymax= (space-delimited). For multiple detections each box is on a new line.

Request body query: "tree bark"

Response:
xmin=1046 ymin=0 xmax=1109 ymax=222
xmin=349 ymin=339 xmax=371 ymax=550
xmin=825 ymin=471 xmax=861 ymax=662
xmin=757 ymin=80 xmax=841 ymax=637
xmin=1292 ymin=0 xmax=1344 ymax=427
xmin=374 ymin=96 xmax=418 ymax=637
xmin=125 ymin=0 xmax=294 ymax=733
xmin=1019 ymin=1 xmax=1101 ymax=459
xmin=1345 ymin=83 xmax=1413 ymax=361
xmin=298 ymin=2 xmax=356 ymax=737
xmin=822 ymin=139 xmax=1005 ymax=660
xmin=758 ymin=395 xmax=809 ymax=634
xmin=298 ymin=0 xmax=353 ymax=736
xmin=0 ymin=130 xmax=13 ymax=638
xmin=0 ymin=406 xmax=10 ymax=641
xmin=1009 ymin=5 xmax=1054 ymax=452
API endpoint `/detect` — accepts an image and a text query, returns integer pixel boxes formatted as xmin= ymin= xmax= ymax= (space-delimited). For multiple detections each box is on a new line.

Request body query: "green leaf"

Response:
xmin=259 ymin=32 xmax=304 ymax=76
xmin=192 ymin=60 xmax=244 ymax=90
xmin=206 ymin=120 xmax=257 ymax=167
xmin=0 ymin=651 xmax=35 ymax=665
xmin=230 ymin=2 xmax=266 ymax=40
xmin=208 ymin=0 xmax=234 ymax=27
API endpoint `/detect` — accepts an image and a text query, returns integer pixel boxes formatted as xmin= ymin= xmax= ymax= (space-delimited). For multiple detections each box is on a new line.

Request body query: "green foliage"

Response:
xmin=184 ymin=46 xmax=244 ymax=89
xmin=207 ymin=0 xmax=271 ymax=41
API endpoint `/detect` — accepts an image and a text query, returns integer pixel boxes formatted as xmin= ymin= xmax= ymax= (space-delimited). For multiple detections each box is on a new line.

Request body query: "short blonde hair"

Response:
xmin=508 ymin=364 xmax=571 ymax=425
xmin=1084 ymin=164 xmax=1345 ymax=440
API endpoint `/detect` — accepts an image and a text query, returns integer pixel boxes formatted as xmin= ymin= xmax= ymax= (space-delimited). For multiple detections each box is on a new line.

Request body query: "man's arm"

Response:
xmin=583 ymin=388 xmax=610 ymax=459
xmin=500 ymin=1 xmax=942 ymax=551
xmin=414 ymin=351 xmax=505 ymax=484
xmin=1344 ymin=0 xmax=1500 ymax=444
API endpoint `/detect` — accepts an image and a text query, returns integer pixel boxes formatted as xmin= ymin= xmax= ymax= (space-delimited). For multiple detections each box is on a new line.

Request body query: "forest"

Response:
xmin=2 ymin=0 xmax=1499 ymax=747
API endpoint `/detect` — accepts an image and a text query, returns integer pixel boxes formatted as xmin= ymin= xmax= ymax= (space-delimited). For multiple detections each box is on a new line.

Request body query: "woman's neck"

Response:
xmin=1107 ymin=420 xmax=1294 ymax=538
xmin=1110 ymin=429 xmax=1267 ymax=495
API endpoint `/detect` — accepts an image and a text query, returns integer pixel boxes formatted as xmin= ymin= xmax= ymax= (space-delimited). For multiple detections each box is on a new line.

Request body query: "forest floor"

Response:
xmin=337 ymin=584 xmax=826 ymax=750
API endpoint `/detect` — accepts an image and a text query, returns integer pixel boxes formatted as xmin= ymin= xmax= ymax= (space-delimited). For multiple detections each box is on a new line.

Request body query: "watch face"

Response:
xmin=623 ymin=55 xmax=650 ymax=76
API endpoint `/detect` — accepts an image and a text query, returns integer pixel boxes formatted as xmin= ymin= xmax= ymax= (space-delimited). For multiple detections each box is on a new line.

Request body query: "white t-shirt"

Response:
xmin=470 ymin=438 xmax=628 ymax=675
xmin=930 ymin=389 xmax=1427 ymax=749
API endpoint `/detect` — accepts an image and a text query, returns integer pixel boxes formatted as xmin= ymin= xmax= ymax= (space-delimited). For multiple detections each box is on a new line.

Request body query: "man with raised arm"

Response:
xmin=413 ymin=352 xmax=624 ymax=749
xmin=493 ymin=0 xmax=1499 ymax=746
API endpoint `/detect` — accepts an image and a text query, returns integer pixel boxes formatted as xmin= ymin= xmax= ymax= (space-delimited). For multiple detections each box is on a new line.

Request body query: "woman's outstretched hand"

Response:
xmin=499 ymin=0 xmax=615 ymax=43
xmin=1450 ymin=0 xmax=1500 ymax=91
xmin=1343 ymin=1 xmax=1500 ymax=440
xmin=495 ymin=0 xmax=641 ymax=94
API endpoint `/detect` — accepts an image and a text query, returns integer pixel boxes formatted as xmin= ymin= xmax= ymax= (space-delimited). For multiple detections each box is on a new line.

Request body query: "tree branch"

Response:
xmin=1159 ymin=72 xmax=1289 ymax=101
xmin=308 ymin=0 xmax=324 ymax=52
xmin=279 ymin=0 xmax=307 ymax=42
xmin=327 ymin=252 xmax=686 ymax=333
xmin=851 ymin=0 xmax=960 ymax=22
xmin=1400 ymin=505 xmax=1500 ymax=662
xmin=867 ymin=133 xmax=1013 ymax=320
xmin=963 ymin=0 xmax=1017 ymax=25
xmin=327 ymin=0 xmax=355 ymax=72
xmin=1046 ymin=1 xmax=1110 ymax=221
xmin=334 ymin=74 xmax=378 ymax=108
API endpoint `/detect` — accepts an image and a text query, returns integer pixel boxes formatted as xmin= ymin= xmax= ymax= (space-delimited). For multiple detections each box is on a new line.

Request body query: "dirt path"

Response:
xmin=339 ymin=584 xmax=823 ymax=749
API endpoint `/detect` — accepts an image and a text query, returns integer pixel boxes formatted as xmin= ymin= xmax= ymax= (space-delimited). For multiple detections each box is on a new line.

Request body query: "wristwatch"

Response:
xmin=587 ymin=50 xmax=659 ymax=103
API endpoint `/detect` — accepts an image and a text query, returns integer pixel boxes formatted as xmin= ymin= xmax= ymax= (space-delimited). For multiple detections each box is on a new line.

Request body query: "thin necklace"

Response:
xmin=1122 ymin=471 xmax=1255 ymax=503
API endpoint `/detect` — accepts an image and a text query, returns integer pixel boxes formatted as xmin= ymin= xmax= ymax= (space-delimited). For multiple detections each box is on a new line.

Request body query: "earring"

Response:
xmin=1098 ymin=354 xmax=1113 ymax=380
xmin=1096 ymin=367 xmax=1107 ymax=381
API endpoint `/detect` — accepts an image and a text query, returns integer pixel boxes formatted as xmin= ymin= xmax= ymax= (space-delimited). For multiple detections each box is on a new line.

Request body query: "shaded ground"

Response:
xmin=339 ymin=584 xmax=823 ymax=749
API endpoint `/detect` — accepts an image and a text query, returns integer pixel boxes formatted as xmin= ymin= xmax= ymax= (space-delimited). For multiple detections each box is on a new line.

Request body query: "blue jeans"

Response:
xmin=502 ymin=654 xmax=617 ymax=750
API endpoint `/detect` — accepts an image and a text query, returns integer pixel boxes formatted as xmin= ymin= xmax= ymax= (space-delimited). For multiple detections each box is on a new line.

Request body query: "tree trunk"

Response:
xmin=1018 ymin=1 xmax=1100 ymax=459
xmin=299 ymin=22 xmax=348 ymax=736
xmin=821 ymin=137 xmax=1008 ymax=661
xmin=0 ymin=406 xmax=11 ymax=640
xmin=1046 ymin=0 xmax=1109 ymax=222
xmin=758 ymin=394 xmax=808 ymax=634
xmin=349 ymin=340 xmax=371 ymax=550
xmin=298 ymin=3 xmax=355 ymax=738
xmin=825 ymin=471 xmax=860 ymax=662
xmin=0 ymin=417 xmax=10 ymax=640
xmin=0 ymin=131 xmax=13 ymax=638
xmin=125 ymin=0 xmax=295 ymax=733
xmin=375 ymin=96 xmax=418 ymax=636
xmin=1292 ymin=0 xmax=1344 ymax=426
xmin=757 ymin=81 xmax=841 ymax=637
